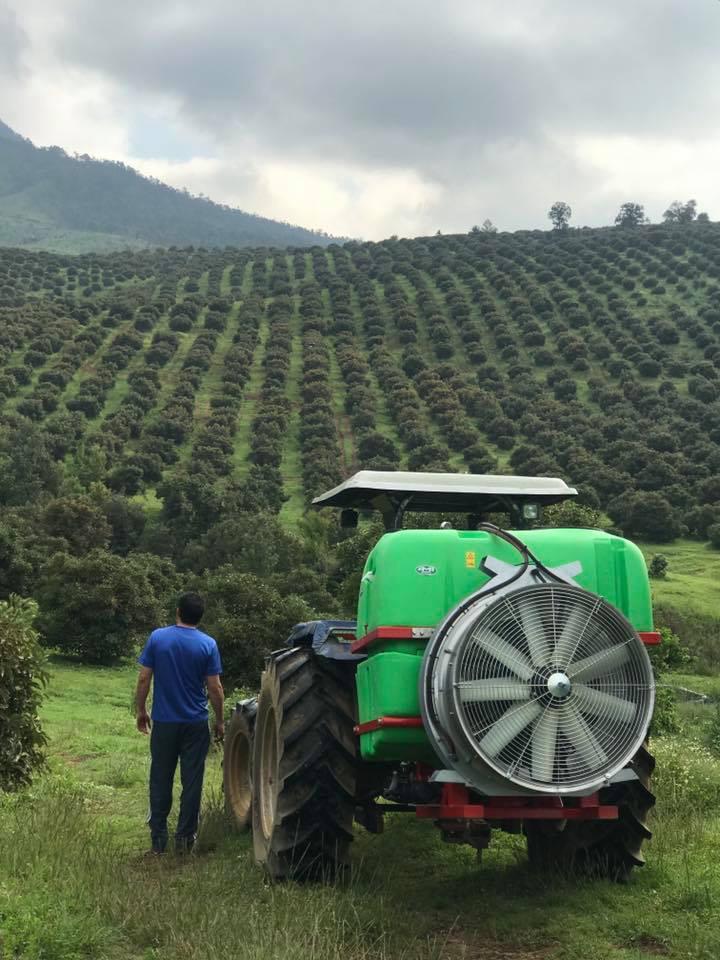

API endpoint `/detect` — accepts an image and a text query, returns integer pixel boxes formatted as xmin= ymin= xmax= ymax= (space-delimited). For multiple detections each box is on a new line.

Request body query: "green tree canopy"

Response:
xmin=548 ymin=201 xmax=572 ymax=230
xmin=614 ymin=202 xmax=648 ymax=228
xmin=663 ymin=199 xmax=697 ymax=224
xmin=0 ymin=595 xmax=47 ymax=791
xmin=37 ymin=551 xmax=178 ymax=663
xmin=199 ymin=567 xmax=316 ymax=686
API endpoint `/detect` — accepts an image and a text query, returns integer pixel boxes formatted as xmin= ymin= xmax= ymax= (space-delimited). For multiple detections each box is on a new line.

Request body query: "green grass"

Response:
xmin=0 ymin=213 xmax=153 ymax=254
xmin=278 ymin=296 xmax=305 ymax=524
xmin=1 ymin=659 xmax=720 ymax=960
xmin=670 ymin=674 xmax=720 ymax=699
xmin=639 ymin=539 xmax=720 ymax=616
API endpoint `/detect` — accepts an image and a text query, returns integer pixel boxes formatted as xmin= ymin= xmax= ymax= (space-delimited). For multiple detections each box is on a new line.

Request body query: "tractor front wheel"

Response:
xmin=251 ymin=647 xmax=357 ymax=881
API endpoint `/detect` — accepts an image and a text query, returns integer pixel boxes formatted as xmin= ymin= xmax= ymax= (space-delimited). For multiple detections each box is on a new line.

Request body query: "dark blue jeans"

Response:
xmin=148 ymin=720 xmax=210 ymax=852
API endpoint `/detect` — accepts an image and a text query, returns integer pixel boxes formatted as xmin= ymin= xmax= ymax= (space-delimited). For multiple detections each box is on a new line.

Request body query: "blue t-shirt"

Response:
xmin=138 ymin=625 xmax=222 ymax=723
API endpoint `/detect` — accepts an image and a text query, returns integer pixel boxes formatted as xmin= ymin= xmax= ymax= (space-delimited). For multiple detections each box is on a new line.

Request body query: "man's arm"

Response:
xmin=135 ymin=666 xmax=153 ymax=734
xmin=206 ymin=675 xmax=225 ymax=740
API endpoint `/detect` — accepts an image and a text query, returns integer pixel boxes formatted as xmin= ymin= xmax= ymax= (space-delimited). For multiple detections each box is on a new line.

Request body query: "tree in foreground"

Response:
xmin=37 ymin=551 xmax=178 ymax=663
xmin=548 ymin=201 xmax=572 ymax=230
xmin=199 ymin=567 xmax=315 ymax=685
xmin=0 ymin=595 xmax=47 ymax=790
xmin=614 ymin=202 xmax=648 ymax=228
xmin=610 ymin=492 xmax=683 ymax=542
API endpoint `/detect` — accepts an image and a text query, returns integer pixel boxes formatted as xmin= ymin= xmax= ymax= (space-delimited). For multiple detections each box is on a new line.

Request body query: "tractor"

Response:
xmin=223 ymin=471 xmax=658 ymax=881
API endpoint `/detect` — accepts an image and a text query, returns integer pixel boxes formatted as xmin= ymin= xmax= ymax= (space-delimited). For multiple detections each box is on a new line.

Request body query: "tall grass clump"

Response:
xmin=654 ymin=604 xmax=720 ymax=674
xmin=652 ymin=736 xmax=720 ymax=815
xmin=0 ymin=776 xmax=438 ymax=960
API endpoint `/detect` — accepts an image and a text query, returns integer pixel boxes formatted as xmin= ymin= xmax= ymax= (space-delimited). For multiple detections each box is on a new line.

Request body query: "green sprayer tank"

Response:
xmin=356 ymin=527 xmax=652 ymax=762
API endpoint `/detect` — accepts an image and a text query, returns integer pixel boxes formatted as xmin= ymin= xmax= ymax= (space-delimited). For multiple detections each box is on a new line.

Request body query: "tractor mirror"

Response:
xmin=522 ymin=503 xmax=540 ymax=521
xmin=340 ymin=508 xmax=359 ymax=529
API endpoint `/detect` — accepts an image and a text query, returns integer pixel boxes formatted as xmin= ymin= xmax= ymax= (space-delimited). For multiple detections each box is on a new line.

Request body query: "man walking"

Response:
xmin=135 ymin=591 xmax=224 ymax=854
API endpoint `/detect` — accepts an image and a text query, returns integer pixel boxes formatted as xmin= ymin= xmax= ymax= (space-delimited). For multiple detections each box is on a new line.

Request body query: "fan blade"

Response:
xmin=567 ymin=642 xmax=631 ymax=682
xmin=561 ymin=702 xmax=608 ymax=769
xmin=531 ymin=709 xmax=559 ymax=782
xmin=457 ymin=680 xmax=529 ymax=703
xmin=517 ymin=599 xmax=548 ymax=667
xmin=470 ymin=628 xmax=534 ymax=681
xmin=478 ymin=701 xmax=542 ymax=758
xmin=554 ymin=602 xmax=593 ymax=667
xmin=573 ymin=683 xmax=637 ymax=725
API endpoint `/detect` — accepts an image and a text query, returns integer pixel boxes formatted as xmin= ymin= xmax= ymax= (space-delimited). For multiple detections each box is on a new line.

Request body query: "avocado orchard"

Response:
xmin=0 ymin=223 xmax=719 ymax=668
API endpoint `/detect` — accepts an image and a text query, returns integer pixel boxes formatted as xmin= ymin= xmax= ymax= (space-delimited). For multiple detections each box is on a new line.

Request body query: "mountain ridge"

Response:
xmin=0 ymin=120 xmax=337 ymax=252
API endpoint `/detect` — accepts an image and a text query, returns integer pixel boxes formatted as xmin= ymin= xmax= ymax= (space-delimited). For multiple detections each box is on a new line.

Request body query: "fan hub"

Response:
xmin=547 ymin=672 xmax=572 ymax=699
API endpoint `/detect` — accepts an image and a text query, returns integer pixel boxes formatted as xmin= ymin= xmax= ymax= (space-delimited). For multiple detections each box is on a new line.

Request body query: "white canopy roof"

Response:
xmin=313 ymin=470 xmax=577 ymax=513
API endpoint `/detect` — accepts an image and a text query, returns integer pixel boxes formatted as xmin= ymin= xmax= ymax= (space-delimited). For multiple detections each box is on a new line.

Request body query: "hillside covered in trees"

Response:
xmin=1 ymin=221 xmax=720 ymax=671
xmin=0 ymin=120 xmax=334 ymax=253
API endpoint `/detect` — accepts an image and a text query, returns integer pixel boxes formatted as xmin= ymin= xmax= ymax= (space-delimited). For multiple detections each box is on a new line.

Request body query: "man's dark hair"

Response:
xmin=177 ymin=592 xmax=205 ymax=626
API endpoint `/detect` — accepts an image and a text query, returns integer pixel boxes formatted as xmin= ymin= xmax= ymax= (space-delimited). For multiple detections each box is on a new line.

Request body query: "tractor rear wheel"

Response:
xmin=251 ymin=647 xmax=357 ymax=881
xmin=223 ymin=707 xmax=255 ymax=831
xmin=525 ymin=744 xmax=655 ymax=882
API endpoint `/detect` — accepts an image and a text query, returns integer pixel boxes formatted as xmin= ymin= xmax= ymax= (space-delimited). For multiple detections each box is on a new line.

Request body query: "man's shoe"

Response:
xmin=174 ymin=837 xmax=195 ymax=855
xmin=142 ymin=848 xmax=165 ymax=860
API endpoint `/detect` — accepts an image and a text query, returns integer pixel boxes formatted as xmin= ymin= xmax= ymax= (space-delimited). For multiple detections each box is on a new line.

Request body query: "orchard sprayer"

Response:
xmin=223 ymin=471 xmax=658 ymax=881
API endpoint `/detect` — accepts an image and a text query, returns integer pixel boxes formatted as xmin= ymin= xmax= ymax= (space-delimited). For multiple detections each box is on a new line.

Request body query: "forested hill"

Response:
xmin=0 ymin=121 xmax=334 ymax=253
xmin=1 ymin=222 xmax=720 ymax=554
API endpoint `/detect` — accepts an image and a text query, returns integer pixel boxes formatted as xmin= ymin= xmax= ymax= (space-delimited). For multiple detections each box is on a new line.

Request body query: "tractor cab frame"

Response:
xmin=312 ymin=470 xmax=578 ymax=531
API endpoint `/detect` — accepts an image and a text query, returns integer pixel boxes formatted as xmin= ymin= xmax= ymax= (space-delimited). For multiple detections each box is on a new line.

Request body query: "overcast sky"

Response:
xmin=1 ymin=0 xmax=719 ymax=240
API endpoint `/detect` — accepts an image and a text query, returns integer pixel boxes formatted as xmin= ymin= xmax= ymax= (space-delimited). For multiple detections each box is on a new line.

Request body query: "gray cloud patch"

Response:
xmin=5 ymin=0 xmax=720 ymax=236
xmin=0 ymin=2 xmax=28 ymax=78
xmin=54 ymin=0 xmax=720 ymax=159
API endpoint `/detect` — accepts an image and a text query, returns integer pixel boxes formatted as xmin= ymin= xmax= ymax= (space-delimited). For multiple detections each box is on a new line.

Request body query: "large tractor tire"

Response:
xmin=251 ymin=647 xmax=357 ymax=881
xmin=525 ymin=744 xmax=655 ymax=882
xmin=223 ymin=705 xmax=255 ymax=831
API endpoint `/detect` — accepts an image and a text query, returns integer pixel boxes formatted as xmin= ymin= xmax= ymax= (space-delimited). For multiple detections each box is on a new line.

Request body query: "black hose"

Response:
xmin=423 ymin=521 xmax=562 ymax=736
xmin=477 ymin=521 xmax=566 ymax=584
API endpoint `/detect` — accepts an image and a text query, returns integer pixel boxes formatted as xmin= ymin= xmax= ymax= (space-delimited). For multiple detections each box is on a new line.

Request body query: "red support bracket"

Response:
xmin=351 ymin=626 xmax=432 ymax=653
xmin=354 ymin=715 xmax=424 ymax=736
xmin=416 ymin=783 xmax=618 ymax=822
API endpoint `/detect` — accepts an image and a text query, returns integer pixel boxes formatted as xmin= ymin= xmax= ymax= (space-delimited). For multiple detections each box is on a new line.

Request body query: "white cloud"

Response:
xmin=572 ymin=135 xmax=720 ymax=220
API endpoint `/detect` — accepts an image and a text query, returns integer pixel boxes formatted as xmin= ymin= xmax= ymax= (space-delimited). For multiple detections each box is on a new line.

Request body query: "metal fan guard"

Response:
xmin=426 ymin=582 xmax=655 ymax=795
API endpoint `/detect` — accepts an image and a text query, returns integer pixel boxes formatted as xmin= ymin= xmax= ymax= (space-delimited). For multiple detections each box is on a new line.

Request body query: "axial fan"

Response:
xmin=421 ymin=582 xmax=655 ymax=795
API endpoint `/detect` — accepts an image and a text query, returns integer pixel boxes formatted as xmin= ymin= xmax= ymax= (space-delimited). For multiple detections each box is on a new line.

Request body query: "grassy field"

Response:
xmin=1 ymin=660 xmax=720 ymax=960
xmin=638 ymin=540 xmax=720 ymax=617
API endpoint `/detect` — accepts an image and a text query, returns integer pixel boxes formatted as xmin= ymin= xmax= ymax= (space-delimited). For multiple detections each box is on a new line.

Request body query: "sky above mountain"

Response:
xmin=1 ymin=0 xmax=719 ymax=241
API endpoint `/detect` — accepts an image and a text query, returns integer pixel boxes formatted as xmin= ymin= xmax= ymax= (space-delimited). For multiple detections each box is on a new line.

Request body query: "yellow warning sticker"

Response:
xmin=465 ymin=551 xmax=476 ymax=569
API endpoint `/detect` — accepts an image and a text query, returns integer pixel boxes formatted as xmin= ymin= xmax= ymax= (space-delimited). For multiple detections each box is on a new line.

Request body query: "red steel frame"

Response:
xmin=352 ymin=725 xmax=620 ymax=822
xmin=353 ymin=625 xmax=661 ymax=653
xmin=415 ymin=782 xmax=619 ymax=822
